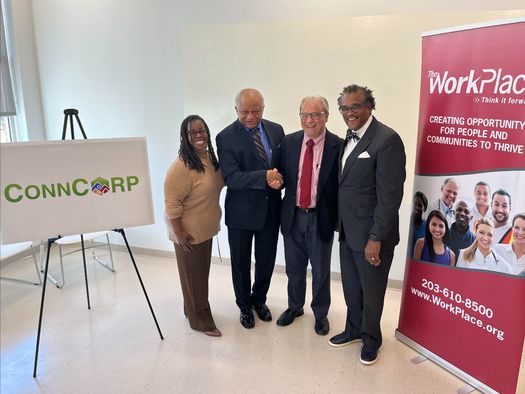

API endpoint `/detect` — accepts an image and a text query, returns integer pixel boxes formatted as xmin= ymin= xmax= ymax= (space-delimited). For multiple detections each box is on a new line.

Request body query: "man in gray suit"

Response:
xmin=329 ymin=84 xmax=406 ymax=365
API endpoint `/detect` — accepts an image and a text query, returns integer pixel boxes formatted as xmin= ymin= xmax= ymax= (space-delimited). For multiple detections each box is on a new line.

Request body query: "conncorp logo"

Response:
xmin=3 ymin=176 xmax=139 ymax=203
xmin=427 ymin=69 xmax=525 ymax=95
xmin=91 ymin=177 xmax=111 ymax=195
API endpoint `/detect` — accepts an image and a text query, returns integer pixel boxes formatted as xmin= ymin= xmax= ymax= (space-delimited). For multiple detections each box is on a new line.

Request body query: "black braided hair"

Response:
xmin=337 ymin=84 xmax=376 ymax=110
xmin=178 ymin=115 xmax=220 ymax=173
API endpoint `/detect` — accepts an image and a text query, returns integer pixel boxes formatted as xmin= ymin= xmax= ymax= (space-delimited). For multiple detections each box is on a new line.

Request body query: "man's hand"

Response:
xmin=266 ymin=168 xmax=283 ymax=189
xmin=365 ymin=240 xmax=381 ymax=266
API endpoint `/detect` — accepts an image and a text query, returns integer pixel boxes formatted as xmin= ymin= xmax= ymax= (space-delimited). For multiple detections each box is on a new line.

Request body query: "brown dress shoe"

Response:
xmin=204 ymin=328 xmax=222 ymax=337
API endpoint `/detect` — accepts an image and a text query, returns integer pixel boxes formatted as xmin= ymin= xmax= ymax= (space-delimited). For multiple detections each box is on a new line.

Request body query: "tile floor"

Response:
xmin=0 ymin=248 xmax=501 ymax=393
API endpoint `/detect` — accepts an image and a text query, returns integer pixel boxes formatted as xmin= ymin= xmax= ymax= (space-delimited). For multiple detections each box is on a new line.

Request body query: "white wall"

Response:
xmin=12 ymin=0 xmax=525 ymax=280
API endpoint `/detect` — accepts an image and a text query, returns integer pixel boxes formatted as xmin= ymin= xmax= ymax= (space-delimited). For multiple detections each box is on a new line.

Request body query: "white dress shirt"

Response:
xmin=456 ymin=248 xmax=512 ymax=274
xmin=493 ymin=244 xmax=525 ymax=275
xmin=341 ymin=115 xmax=373 ymax=172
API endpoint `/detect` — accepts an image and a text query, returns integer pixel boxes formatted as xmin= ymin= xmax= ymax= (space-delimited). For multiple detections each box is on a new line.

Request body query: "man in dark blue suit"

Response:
xmin=330 ymin=85 xmax=406 ymax=365
xmin=276 ymin=96 xmax=342 ymax=336
xmin=216 ymin=88 xmax=285 ymax=329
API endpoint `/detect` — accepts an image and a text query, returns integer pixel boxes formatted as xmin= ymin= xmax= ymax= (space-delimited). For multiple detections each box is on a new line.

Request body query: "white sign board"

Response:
xmin=1 ymin=138 xmax=155 ymax=244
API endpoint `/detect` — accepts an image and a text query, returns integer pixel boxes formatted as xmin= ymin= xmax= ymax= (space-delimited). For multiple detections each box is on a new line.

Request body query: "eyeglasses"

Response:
xmin=339 ymin=103 xmax=365 ymax=113
xmin=299 ymin=112 xmax=326 ymax=120
xmin=188 ymin=129 xmax=206 ymax=138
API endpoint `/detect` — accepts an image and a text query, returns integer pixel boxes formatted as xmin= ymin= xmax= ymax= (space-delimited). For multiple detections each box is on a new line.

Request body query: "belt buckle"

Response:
xmin=297 ymin=206 xmax=314 ymax=213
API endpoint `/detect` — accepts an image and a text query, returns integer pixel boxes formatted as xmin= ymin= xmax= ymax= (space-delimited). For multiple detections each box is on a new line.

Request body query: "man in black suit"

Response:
xmin=216 ymin=88 xmax=285 ymax=329
xmin=329 ymin=84 xmax=406 ymax=365
xmin=276 ymin=96 xmax=342 ymax=336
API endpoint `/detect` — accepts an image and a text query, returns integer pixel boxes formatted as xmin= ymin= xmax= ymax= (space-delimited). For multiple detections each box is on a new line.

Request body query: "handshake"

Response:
xmin=266 ymin=168 xmax=283 ymax=189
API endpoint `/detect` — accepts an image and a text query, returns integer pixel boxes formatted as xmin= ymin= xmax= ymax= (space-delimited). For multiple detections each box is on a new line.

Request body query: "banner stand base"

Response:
xmin=411 ymin=355 xmax=427 ymax=364
xmin=395 ymin=330 xmax=497 ymax=394
xmin=457 ymin=384 xmax=476 ymax=394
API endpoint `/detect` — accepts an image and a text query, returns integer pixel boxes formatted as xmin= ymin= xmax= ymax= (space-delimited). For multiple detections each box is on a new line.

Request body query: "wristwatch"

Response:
xmin=369 ymin=233 xmax=379 ymax=242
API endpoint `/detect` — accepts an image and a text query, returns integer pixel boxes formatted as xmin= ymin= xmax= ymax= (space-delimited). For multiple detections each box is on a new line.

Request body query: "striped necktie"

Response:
xmin=251 ymin=128 xmax=269 ymax=168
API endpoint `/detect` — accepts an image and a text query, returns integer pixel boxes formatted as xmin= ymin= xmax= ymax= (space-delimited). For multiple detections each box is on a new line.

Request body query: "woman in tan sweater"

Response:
xmin=164 ymin=115 xmax=224 ymax=337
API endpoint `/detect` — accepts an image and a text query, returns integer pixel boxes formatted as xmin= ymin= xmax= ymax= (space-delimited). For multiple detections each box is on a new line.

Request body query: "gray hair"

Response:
xmin=235 ymin=88 xmax=264 ymax=107
xmin=299 ymin=95 xmax=329 ymax=113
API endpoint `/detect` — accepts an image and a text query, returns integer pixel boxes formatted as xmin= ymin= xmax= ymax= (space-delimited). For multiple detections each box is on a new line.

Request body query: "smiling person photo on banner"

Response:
xmin=493 ymin=213 xmax=525 ymax=275
xmin=470 ymin=181 xmax=492 ymax=231
xmin=425 ymin=177 xmax=459 ymax=227
xmin=407 ymin=191 xmax=428 ymax=258
xmin=491 ymin=188 xmax=513 ymax=243
xmin=447 ymin=200 xmax=476 ymax=259
xmin=414 ymin=210 xmax=455 ymax=266
xmin=456 ymin=217 xmax=512 ymax=274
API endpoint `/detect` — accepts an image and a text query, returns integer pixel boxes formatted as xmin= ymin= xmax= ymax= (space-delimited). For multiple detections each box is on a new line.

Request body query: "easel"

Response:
xmin=33 ymin=109 xmax=164 ymax=377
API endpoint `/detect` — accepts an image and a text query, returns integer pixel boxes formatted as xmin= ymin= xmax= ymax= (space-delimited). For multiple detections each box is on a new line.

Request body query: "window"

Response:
xmin=1 ymin=0 xmax=23 ymax=143
xmin=1 ymin=116 xmax=13 ymax=142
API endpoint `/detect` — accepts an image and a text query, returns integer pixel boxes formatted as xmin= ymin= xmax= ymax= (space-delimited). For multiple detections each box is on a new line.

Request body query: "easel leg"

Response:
xmin=115 ymin=229 xmax=164 ymax=340
xmin=33 ymin=238 xmax=56 ymax=377
xmin=80 ymin=234 xmax=91 ymax=309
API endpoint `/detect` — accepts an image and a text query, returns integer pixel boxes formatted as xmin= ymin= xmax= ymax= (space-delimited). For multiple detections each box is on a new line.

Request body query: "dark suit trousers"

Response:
xmin=283 ymin=211 xmax=332 ymax=319
xmin=227 ymin=210 xmax=279 ymax=310
xmin=339 ymin=240 xmax=393 ymax=349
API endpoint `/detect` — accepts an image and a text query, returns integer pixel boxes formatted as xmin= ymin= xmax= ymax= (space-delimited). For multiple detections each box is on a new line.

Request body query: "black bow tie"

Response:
xmin=346 ymin=129 xmax=360 ymax=142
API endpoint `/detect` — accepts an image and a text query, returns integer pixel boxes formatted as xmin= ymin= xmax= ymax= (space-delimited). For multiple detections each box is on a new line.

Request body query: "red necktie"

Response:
xmin=299 ymin=139 xmax=314 ymax=208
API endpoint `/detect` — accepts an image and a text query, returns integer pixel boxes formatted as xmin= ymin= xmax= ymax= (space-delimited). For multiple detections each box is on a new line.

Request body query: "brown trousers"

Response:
xmin=174 ymin=239 xmax=217 ymax=332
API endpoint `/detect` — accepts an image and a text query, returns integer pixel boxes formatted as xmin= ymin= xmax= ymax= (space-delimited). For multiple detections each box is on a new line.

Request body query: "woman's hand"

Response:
xmin=174 ymin=230 xmax=195 ymax=252
xmin=170 ymin=217 xmax=195 ymax=252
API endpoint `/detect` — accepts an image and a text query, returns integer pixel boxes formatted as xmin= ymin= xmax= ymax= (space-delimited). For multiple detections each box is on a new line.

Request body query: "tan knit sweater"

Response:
xmin=164 ymin=152 xmax=224 ymax=244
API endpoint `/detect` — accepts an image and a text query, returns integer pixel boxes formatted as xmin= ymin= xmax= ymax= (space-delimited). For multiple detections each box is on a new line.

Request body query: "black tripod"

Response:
xmin=33 ymin=109 xmax=164 ymax=378
xmin=61 ymin=108 xmax=87 ymax=140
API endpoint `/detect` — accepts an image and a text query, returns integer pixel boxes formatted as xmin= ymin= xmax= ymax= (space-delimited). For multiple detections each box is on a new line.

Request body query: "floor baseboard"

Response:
xmin=94 ymin=243 xmax=403 ymax=290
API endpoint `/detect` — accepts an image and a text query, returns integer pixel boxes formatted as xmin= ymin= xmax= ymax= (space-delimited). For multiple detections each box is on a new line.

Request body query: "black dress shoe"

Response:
xmin=360 ymin=344 xmax=379 ymax=365
xmin=315 ymin=317 xmax=330 ymax=335
xmin=328 ymin=332 xmax=362 ymax=347
xmin=253 ymin=303 xmax=272 ymax=322
xmin=240 ymin=309 xmax=255 ymax=329
xmin=276 ymin=308 xmax=304 ymax=326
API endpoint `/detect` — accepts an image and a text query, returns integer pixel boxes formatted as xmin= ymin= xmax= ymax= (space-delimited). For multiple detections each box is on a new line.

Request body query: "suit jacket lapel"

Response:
xmin=261 ymin=119 xmax=277 ymax=150
xmin=340 ymin=118 xmax=377 ymax=182
xmin=235 ymin=120 xmax=261 ymax=162
xmin=262 ymin=119 xmax=281 ymax=167
xmin=289 ymin=131 xmax=303 ymax=192
xmin=317 ymin=131 xmax=337 ymax=198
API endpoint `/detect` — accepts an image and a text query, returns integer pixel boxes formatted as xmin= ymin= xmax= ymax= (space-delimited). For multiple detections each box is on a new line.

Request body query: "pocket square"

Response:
xmin=357 ymin=151 xmax=370 ymax=158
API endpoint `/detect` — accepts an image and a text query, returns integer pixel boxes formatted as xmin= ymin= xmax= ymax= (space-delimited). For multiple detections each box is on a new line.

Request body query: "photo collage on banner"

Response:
xmin=397 ymin=20 xmax=525 ymax=394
